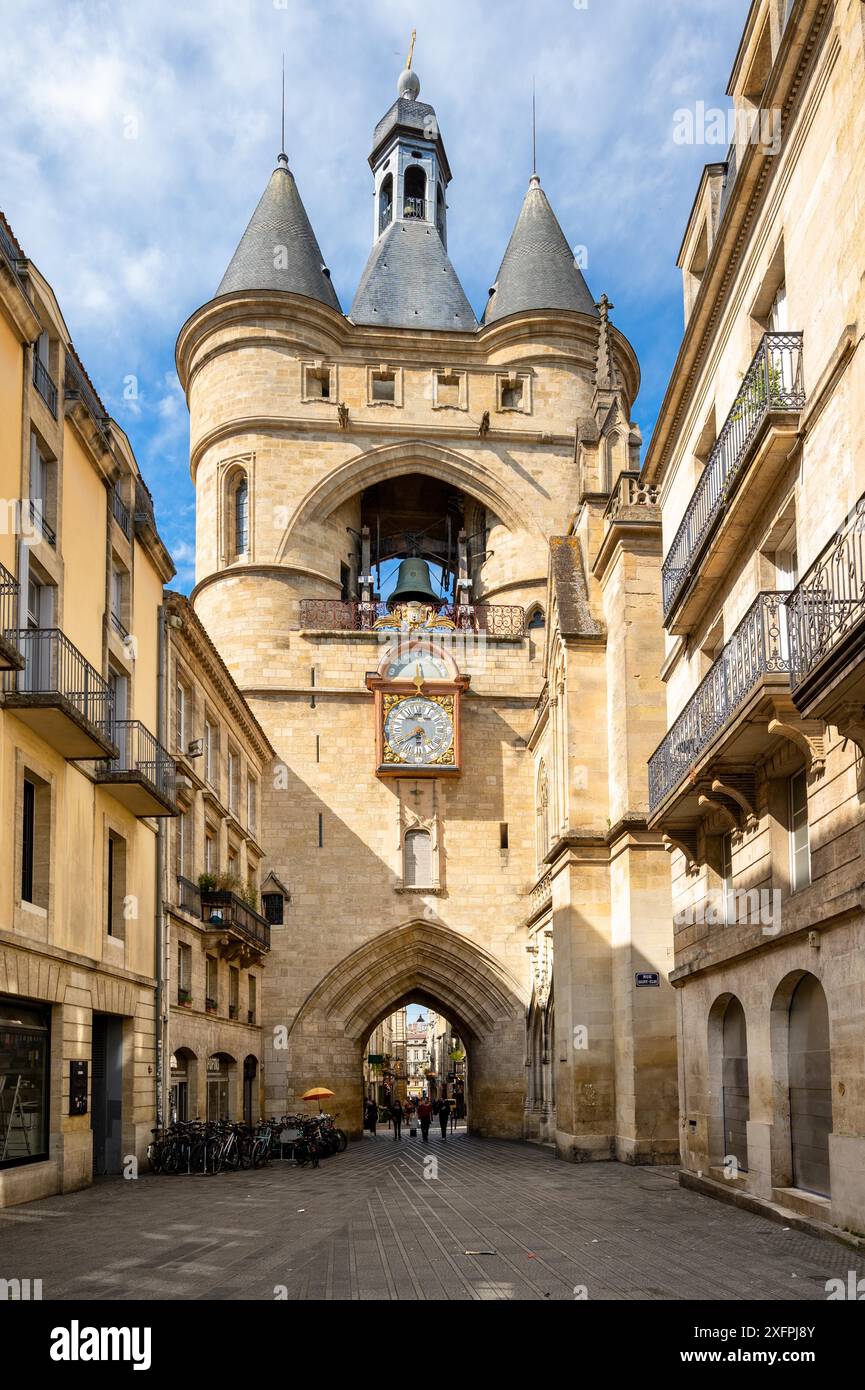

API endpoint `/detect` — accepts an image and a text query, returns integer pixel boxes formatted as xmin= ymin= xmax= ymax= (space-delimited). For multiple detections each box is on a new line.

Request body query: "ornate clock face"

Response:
xmin=383 ymin=695 xmax=454 ymax=766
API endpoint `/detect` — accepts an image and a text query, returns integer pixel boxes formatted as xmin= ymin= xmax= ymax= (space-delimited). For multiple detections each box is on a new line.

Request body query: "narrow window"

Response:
xmin=175 ymin=682 xmax=187 ymax=751
xmin=206 ymin=956 xmax=218 ymax=1012
xmin=499 ymin=822 xmax=509 ymax=851
xmin=22 ymin=778 xmax=35 ymax=903
xmin=379 ymin=173 xmax=394 ymax=234
xmin=248 ymin=974 xmax=257 ymax=1025
xmin=247 ymin=777 xmax=257 ymax=834
xmin=318 ymin=813 xmax=324 ymax=848
xmin=234 ymin=476 xmax=249 ymax=557
xmin=315 ymin=734 xmax=320 ymax=764
xmin=227 ymin=748 xmax=239 ymax=813
xmin=789 ymin=769 xmax=810 ymax=891
xmin=177 ymin=943 xmax=192 ymax=1003
xmin=501 ymin=379 xmax=524 ymax=410
xmin=262 ymin=892 xmax=284 ymax=926
xmin=229 ymin=967 xmax=239 ymax=1019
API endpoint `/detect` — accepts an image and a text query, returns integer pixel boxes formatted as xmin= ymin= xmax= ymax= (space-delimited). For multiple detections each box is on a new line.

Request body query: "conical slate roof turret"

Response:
xmin=216 ymin=154 xmax=341 ymax=310
xmin=482 ymin=174 xmax=596 ymax=325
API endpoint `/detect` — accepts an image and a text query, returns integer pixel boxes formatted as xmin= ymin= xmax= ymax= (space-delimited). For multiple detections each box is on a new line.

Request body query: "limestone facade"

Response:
xmin=177 ymin=70 xmax=678 ymax=1158
xmin=0 ymin=219 xmax=176 ymax=1206
xmin=162 ymin=590 xmax=277 ymax=1126
xmin=644 ymin=0 xmax=865 ymax=1233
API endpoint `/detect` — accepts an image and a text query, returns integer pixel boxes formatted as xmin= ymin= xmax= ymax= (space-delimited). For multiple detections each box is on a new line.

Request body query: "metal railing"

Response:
xmin=662 ymin=333 xmax=805 ymax=619
xmin=176 ymin=875 xmax=201 ymax=918
xmin=32 ymin=355 xmax=58 ymax=416
xmin=298 ymin=598 xmax=525 ymax=638
xmin=403 ymin=196 xmax=426 ymax=220
xmin=648 ymin=592 xmax=791 ymax=812
xmin=113 ymin=488 xmax=131 ymax=538
xmin=29 ymin=499 xmax=57 ymax=548
xmin=4 ymin=627 xmax=114 ymax=733
xmin=0 ymin=219 xmax=21 ymax=272
xmin=786 ymin=494 xmax=865 ymax=693
xmin=0 ymin=561 xmax=19 ymax=643
xmin=110 ymin=610 xmax=129 ymax=640
xmin=64 ymin=352 xmax=110 ymax=442
xmin=200 ymin=889 xmax=271 ymax=952
xmin=95 ymin=719 xmax=176 ymax=803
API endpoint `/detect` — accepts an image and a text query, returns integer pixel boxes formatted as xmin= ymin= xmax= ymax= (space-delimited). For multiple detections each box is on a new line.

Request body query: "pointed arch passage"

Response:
xmin=277 ymin=920 xmax=528 ymax=1140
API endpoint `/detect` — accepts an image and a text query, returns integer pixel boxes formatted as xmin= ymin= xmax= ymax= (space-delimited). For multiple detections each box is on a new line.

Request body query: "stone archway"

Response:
xmin=278 ymin=920 xmax=528 ymax=1139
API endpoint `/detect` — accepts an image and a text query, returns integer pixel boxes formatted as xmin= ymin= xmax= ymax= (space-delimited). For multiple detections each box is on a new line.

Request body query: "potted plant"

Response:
xmin=205 ymin=996 xmax=217 ymax=1014
xmin=197 ymin=872 xmax=217 ymax=893
xmin=177 ymin=987 xmax=192 ymax=1006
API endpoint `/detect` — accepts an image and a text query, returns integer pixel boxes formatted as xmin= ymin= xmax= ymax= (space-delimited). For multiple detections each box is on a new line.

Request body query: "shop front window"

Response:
xmin=0 ymin=1000 xmax=50 ymax=1168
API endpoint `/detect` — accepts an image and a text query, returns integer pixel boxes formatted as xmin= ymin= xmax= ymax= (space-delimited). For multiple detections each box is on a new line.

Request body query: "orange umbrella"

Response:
xmin=301 ymin=1086 xmax=335 ymax=1113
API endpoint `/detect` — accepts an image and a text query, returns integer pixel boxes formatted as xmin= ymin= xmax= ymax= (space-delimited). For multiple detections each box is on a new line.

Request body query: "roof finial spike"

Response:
xmin=532 ymin=77 xmax=537 ymax=179
xmin=278 ymin=53 xmax=288 ymax=166
xmin=397 ymin=29 xmax=420 ymax=100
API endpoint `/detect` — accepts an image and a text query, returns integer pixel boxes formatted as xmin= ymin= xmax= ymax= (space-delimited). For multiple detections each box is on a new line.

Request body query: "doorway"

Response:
xmin=91 ymin=1014 xmax=123 ymax=1174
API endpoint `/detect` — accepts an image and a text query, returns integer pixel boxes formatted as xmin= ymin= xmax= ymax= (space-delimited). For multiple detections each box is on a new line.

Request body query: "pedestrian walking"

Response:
xmin=418 ymin=1097 xmax=432 ymax=1142
xmin=364 ymin=1098 xmax=377 ymax=1135
xmin=438 ymin=1097 xmax=450 ymax=1140
xmin=409 ymin=1102 xmax=418 ymax=1138
xmin=390 ymin=1098 xmax=403 ymax=1140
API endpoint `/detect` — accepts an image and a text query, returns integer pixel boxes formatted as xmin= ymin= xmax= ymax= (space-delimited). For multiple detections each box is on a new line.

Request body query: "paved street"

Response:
xmin=2 ymin=1131 xmax=863 ymax=1301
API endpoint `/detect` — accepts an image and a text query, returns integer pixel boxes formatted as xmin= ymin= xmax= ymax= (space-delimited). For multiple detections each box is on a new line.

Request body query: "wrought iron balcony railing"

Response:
xmin=403 ymin=196 xmax=426 ymax=220
xmin=94 ymin=719 xmax=177 ymax=805
xmin=4 ymin=626 xmax=114 ymax=733
xmin=110 ymin=610 xmax=129 ymax=640
xmin=112 ymin=488 xmax=131 ymax=538
xmin=785 ymin=494 xmax=865 ymax=698
xmin=648 ymin=592 xmax=791 ymax=812
xmin=0 ymin=561 xmax=23 ymax=670
xmin=200 ymin=889 xmax=271 ymax=953
xmin=29 ymin=499 xmax=57 ymax=548
xmin=176 ymin=874 xmax=201 ymax=919
xmin=662 ymin=333 xmax=805 ymax=620
xmin=32 ymin=354 xmax=58 ymax=416
xmin=299 ymin=598 xmax=525 ymax=638
xmin=64 ymin=352 xmax=110 ymax=444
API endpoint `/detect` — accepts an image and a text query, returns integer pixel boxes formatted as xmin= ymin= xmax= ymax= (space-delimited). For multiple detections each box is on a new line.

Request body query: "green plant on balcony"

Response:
xmin=197 ymin=872 xmax=218 ymax=892
xmin=177 ymin=987 xmax=192 ymax=1005
xmin=730 ymin=359 xmax=784 ymax=424
xmin=214 ymin=872 xmax=242 ymax=894
xmin=243 ymin=879 xmax=259 ymax=910
xmin=205 ymin=996 xmax=217 ymax=1013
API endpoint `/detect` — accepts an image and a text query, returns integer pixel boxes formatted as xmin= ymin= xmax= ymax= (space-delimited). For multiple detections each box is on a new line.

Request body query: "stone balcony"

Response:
xmin=661 ymin=332 xmax=805 ymax=634
xmin=647 ymin=592 xmax=822 ymax=853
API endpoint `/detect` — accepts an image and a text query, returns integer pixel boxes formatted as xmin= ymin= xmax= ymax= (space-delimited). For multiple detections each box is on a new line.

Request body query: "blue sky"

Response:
xmin=0 ymin=0 xmax=749 ymax=589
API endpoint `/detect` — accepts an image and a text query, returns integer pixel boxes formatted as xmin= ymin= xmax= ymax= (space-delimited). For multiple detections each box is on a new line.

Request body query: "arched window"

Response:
xmin=379 ymin=174 xmax=393 ymax=234
xmin=403 ymin=165 xmax=426 ymax=220
xmin=721 ymin=997 xmax=749 ymax=1172
xmin=404 ymin=828 xmax=432 ymax=887
xmin=787 ymin=974 xmax=831 ymax=1195
xmin=527 ymin=606 xmax=545 ymax=631
xmin=536 ymin=761 xmax=549 ymax=867
xmin=233 ymin=474 xmax=249 ymax=558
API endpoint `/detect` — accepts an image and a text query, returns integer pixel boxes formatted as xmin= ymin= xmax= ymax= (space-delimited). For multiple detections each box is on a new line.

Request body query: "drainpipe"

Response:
xmin=155 ymin=602 xmax=168 ymax=1128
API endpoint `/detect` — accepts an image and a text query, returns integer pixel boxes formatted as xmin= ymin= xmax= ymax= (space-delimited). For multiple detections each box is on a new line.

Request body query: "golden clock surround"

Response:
xmin=366 ymin=670 xmax=468 ymax=778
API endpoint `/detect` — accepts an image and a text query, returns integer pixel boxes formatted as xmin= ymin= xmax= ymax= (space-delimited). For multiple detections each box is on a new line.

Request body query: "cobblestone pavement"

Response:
xmin=2 ymin=1130 xmax=863 ymax=1301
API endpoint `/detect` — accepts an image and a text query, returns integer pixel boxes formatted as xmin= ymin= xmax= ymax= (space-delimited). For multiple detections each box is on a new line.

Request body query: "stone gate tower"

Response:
xmin=176 ymin=59 xmax=678 ymax=1157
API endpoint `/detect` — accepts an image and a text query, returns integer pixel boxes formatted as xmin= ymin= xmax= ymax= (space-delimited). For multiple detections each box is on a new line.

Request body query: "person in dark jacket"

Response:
xmin=390 ymin=1099 xmax=403 ymax=1140
xmin=364 ymin=1098 xmax=377 ymax=1135
xmin=418 ymin=1098 xmax=432 ymax=1141
xmin=438 ymin=1098 xmax=450 ymax=1140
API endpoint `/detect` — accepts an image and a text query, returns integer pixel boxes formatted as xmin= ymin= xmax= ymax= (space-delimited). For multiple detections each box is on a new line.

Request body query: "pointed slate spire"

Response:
xmin=216 ymin=154 xmax=341 ymax=310
xmin=482 ymin=175 xmax=597 ymax=325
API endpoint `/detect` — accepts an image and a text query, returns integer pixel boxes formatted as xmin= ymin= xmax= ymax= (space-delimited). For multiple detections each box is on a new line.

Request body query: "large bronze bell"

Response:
xmin=387 ymin=556 xmax=441 ymax=608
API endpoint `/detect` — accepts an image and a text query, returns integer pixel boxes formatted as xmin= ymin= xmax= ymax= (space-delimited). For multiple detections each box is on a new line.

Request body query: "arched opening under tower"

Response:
xmin=358 ymin=471 xmax=479 ymax=603
xmin=362 ymin=998 xmax=469 ymax=1135
xmin=275 ymin=920 xmax=527 ymax=1140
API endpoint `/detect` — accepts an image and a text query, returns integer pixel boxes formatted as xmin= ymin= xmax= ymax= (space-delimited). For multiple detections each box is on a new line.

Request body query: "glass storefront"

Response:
xmin=0 ymin=999 xmax=50 ymax=1168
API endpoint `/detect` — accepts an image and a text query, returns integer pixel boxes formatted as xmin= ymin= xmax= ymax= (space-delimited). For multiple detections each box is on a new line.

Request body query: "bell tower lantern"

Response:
xmin=370 ymin=48 xmax=450 ymax=249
